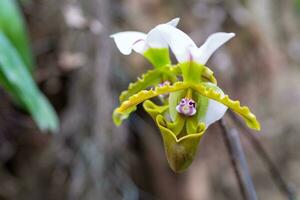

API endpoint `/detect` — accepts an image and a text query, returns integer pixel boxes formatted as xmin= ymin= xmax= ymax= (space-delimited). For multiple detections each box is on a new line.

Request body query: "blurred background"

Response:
xmin=0 ymin=0 xmax=300 ymax=199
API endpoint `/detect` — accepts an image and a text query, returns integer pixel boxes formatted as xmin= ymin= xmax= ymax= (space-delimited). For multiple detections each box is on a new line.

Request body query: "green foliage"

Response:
xmin=0 ymin=1 xmax=59 ymax=132
xmin=0 ymin=33 xmax=58 ymax=132
xmin=20 ymin=0 xmax=33 ymax=4
xmin=0 ymin=0 xmax=34 ymax=71
xmin=295 ymin=0 xmax=300 ymax=13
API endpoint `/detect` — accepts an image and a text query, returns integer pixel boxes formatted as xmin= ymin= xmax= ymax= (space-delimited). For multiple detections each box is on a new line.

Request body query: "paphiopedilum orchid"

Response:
xmin=111 ymin=18 xmax=260 ymax=173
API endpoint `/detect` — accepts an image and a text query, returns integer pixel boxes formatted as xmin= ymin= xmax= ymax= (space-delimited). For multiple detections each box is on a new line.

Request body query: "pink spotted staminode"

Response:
xmin=176 ymin=98 xmax=197 ymax=116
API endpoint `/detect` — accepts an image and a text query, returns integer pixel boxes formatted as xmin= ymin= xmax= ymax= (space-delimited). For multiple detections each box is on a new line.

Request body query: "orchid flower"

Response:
xmin=111 ymin=18 xmax=260 ymax=173
xmin=111 ymin=18 xmax=216 ymax=117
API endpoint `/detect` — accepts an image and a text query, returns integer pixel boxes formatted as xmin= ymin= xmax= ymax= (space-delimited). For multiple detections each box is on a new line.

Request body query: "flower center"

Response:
xmin=176 ymin=98 xmax=197 ymax=116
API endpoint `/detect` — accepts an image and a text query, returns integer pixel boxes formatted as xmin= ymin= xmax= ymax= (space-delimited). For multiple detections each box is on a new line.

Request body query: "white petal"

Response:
xmin=194 ymin=32 xmax=235 ymax=64
xmin=202 ymin=84 xmax=227 ymax=127
xmin=166 ymin=18 xmax=180 ymax=27
xmin=111 ymin=19 xmax=180 ymax=56
xmin=148 ymin=24 xmax=197 ymax=62
xmin=134 ymin=18 xmax=180 ymax=52
xmin=204 ymin=100 xmax=227 ymax=127
xmin=146 ymin=27 xmax=169 ymax=49
xmin=110 ymin=31 xmax=147 ymax=55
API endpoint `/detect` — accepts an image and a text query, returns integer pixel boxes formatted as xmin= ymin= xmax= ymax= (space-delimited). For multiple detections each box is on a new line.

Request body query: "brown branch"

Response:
xmin=228 ymin=111 xmax=298 ymax=200
xmin=219 ymin=118 xmax=258 ymax=200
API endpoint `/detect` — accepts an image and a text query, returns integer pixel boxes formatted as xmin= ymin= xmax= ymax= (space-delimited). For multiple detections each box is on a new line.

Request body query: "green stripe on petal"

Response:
xmin=143 ymin=48 xmax=171 ymax=68
xmin=178 ymin=61 xmax=217 ymax=84
xmin=169 ymin=90 xmax=186 ymax=122
xmin=190 ymin=83 xmax=260 ymax=131
xmin=186 ymin=91 xmax=209 ymax=134
xmin=180 ymin=61 xmax=204 ymax=83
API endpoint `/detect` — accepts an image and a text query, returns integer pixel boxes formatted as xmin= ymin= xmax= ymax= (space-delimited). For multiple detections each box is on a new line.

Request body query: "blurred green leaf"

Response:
xmin=295 ymin=0 xmax=300 ymax=13
xmin=20 ymin=0 xmax=33 ymax=4
xmin=0 ymin=0 xmax=34 ymax=71
xmin=0 ymin=32 xmax=58 ymax=132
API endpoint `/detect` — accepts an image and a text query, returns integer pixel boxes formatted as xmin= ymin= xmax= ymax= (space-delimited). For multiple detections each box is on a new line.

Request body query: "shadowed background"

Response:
xmin=0 ymin=0 xmax=299 ymax=199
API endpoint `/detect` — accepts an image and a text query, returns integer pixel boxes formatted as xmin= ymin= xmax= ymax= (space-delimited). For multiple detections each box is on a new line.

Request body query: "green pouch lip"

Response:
xmin=156 ymin=115 xmax=206 ymax=173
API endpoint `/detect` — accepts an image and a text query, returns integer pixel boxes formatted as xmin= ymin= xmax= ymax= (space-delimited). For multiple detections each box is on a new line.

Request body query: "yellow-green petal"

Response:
xmin=191 ymin=83 xmax=260 ymax=130
xmin=119 ymin=69 xmax=162 ymax=103
xmin=119 ymin=65 xmax=181 ymax=103
xmin=202 ymin=66 xmax=217 ymax=84
xmin=117 ymin=82 xmax=190 ymax=114
xmin=143 ymin=100 xmax=168 ymax=120
xmin=143 ymin=100 xmax=185 ymax=136
xmin=168 ymin=90 xmax=186 ymax=121
xmin=112 ymin=106 xmax=137 ymax=126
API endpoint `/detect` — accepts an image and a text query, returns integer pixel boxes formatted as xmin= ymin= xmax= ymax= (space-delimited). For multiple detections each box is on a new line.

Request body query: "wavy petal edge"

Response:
xmin=191 ymin=84 xmax=260 ymax=130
